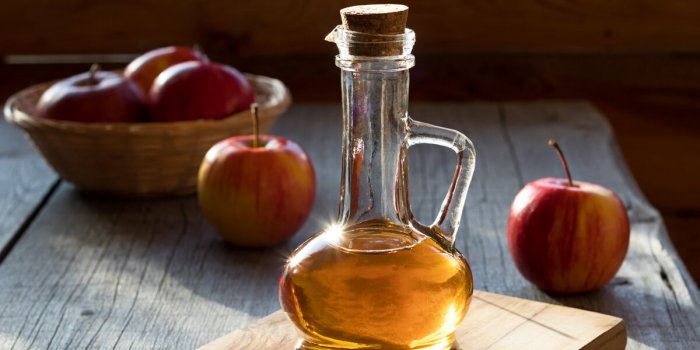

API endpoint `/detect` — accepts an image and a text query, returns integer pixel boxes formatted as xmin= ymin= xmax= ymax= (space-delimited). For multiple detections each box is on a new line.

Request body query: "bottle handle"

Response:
xmin=401 ymin=117 xmax=476 ymax=249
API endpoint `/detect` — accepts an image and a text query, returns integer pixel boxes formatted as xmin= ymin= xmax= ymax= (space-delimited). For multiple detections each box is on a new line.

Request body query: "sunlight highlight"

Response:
xmin=287 ymin=248 xmax=306 ymax=268
xmin=324 ymin=223 xmax=344 ymax=246
xmin=326 ymin=223 xmax=343 ymax=236
xmin=410 ymin=304 xmax=460 ymax=347
xmin=287 ymin=223 xmax=345 ymax=268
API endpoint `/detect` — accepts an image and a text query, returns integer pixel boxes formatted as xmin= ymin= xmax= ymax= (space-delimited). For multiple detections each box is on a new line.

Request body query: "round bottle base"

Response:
xmin=295 ymin=335 xmax=458 ymax=350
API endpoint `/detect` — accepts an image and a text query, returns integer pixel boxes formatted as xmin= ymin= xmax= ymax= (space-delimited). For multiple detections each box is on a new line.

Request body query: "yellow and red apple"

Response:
xmin=124 ymin=46 xmax=207 ymax=98
xmin=197 ymin=109 xmax=315 ymax=247
xmin=507 ymin=140 xmax=630 ymax=294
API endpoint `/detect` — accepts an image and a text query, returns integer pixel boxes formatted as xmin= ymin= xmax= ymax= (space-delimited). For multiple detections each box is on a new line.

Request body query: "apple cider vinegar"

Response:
xmin=280 ymin=5 xmax=477 ymax=350
xmin=280 ymin=221 xmax=473 ymax=350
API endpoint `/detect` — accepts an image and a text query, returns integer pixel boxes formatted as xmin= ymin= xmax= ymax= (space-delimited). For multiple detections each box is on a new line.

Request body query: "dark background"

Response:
xmin=1 ymin=0 xmax=698 ymax=281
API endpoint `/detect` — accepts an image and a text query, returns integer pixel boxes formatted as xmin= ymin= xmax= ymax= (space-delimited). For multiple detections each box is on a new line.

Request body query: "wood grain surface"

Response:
xmin=0 ymin=102 xmax=697 ymax=349
xmin=200 ymin=291 xmax=627 ymax=350
xmin=0 ymin=118 xmax=57 ymax=260
xmin=3 ymin=1 xmax=700 ymax=55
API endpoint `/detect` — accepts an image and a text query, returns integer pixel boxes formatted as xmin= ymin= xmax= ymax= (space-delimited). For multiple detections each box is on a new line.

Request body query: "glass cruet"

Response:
xmin=279 ymin=5 xmax=476 ymax=350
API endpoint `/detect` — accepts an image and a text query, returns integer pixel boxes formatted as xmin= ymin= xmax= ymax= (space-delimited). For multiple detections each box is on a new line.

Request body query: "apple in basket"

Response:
xmin=149 ymin=61 xmax=255 ymax=122
xmin=507 ymin=140 xmax=630 ymax=294
xmin=124 ymin=46 xmax=207 ymax=98
xmin=36 ymin=64 xmax=147 ymax=123
xmin=198 ymin=104 xmax=316 ymax=247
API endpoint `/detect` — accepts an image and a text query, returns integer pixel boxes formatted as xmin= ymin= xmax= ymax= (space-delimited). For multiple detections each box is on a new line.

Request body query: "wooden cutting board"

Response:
xmin=199 ymin=291 xmax=626 ymax=350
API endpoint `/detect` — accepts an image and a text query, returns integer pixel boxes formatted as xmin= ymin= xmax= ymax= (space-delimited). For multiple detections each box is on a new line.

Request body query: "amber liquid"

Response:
xmin=279 ymin=222 xmax=473 ymax=349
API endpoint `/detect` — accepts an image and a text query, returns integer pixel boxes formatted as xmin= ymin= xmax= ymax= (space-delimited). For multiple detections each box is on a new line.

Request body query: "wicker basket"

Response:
xmin=4 ymin=74 xmax=291 ymax=197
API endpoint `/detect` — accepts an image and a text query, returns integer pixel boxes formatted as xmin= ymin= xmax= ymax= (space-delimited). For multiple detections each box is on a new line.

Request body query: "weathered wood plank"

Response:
xmin=0 ymin=106 xmax=342 ymax=349
xmin=0 ymin=118 xmax=58 ymax=260
xmin=0 ymin=102 xmax=696 ymax=349
xmin=501 ymin=102 xmax=700 ymax=348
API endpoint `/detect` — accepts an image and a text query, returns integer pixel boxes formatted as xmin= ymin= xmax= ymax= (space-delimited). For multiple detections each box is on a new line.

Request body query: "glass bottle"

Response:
xmin=279 ymin=21 xmax=476 ymax=350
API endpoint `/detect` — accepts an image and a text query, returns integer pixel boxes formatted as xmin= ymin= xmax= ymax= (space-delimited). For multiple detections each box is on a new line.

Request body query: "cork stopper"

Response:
xmin=341 ymin=4 xmax=408 ymax=35
xmin=339 ymin=4 xmax=409 ymax=56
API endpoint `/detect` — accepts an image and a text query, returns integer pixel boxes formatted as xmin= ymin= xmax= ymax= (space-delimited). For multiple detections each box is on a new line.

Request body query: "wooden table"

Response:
xmin=1 ymin=101 xmax=698 ymax=349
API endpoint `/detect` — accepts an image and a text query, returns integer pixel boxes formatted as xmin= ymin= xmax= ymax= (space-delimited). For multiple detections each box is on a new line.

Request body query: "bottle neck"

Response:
xmin=337 ymin=62 xmax=411 ymax=225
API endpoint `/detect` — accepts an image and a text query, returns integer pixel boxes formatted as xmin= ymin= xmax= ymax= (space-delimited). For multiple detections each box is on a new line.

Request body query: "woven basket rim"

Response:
xmin=4 ymin=73 xmax=291 ymax=135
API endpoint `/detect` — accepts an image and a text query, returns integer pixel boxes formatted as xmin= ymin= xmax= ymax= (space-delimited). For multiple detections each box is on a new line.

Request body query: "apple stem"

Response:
xmin=251 ymin=103 xmax=260 ymax=148
xmin=548 ymin=139 xmax=574 ymax=186
xmin=192 ymin=44 xmax=208 ymax=62
xmin=89 ymin=63 xmax=100 ymax=85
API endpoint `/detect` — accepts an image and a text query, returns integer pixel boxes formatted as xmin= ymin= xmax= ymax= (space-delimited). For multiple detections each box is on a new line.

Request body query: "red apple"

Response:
xmin=149 ymin=61 xmax=255 ymax=122
xmin=507 ymin=140 xmax=630 ymax=294
xmin=37 ymin=65 xmax=146 ymax=123
xmin=124 ymin=46 xmax=207 ymax=98
xmin=198 ymin=106 xmax=315 ymax=247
